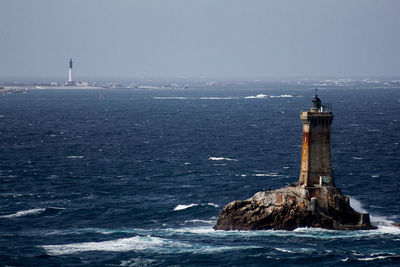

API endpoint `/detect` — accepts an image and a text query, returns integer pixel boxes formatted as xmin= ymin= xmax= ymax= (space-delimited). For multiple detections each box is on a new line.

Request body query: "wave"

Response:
xmin=208 ymin=157 xmax=238 ymax=161
xmin=174 ymin=204 xmax=198 ymax=211
xmin=270 ymin=94 xmax=294 ymax=98
xmin=356 ymin=252 xmax=399 ymax=262
xmin=174 ymin=203 xmax=219 ymax=211
xmin=120 ymin=258 xmax=157 ymax=266
xmin=207 ymin=202 xmax=219 ymax=208
xmin=199 ymin=97 xmax=237 ymax=100
xmin=66 ymin=155 xmax=84 ymax=159
xmin=245 ymin=94 xmax=268 ymax=99
xmin=350 ymin=197 xmax=397 ymax=228
xmin=0 ymin=208 xmax=46 ymax=218
xmin=153 ymin=96 xmax=238 ymax=100
xmin=153 ymin=97 xmax=188 ymax=100
xmin=184 ymin=219 xmax=215 ymax=224
xmin=42 ymin=235 xmax=166 ymax=255
xmin=42 ymin=234 xmax=260 ymax=256
xmin=254 ymin=173 xmax=280 ymax=177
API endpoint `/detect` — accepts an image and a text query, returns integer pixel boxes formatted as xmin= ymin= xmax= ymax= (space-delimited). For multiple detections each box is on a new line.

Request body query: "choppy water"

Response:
xmin=1 ymin=81 xmax=399 ymax=266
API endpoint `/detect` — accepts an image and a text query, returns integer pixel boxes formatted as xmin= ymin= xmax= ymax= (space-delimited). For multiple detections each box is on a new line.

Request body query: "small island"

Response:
xmin=214 ymin=95 xmax=376 ymax=231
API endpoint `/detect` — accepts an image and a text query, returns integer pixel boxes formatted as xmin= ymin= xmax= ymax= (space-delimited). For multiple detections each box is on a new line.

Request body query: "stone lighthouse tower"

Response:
xmin=299 ymin=94 xmax=334 ymax=187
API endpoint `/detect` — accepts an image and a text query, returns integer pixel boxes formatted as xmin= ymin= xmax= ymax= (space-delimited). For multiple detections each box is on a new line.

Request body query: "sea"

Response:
xmin=0 ymin=80 xmax=399 ymax=266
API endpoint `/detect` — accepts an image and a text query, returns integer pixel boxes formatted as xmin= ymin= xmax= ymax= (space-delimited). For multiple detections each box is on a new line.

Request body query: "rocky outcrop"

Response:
xmin=214 ymin=184 xmax=376 ymax=231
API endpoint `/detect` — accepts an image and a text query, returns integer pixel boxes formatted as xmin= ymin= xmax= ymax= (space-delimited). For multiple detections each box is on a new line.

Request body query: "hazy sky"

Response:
xmin=1 ymin=0 xmax=399 ymax=79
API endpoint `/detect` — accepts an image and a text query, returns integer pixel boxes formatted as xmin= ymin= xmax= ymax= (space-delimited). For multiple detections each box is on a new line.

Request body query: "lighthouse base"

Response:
xmin=214 ymin=184 xmax=376 ymax=231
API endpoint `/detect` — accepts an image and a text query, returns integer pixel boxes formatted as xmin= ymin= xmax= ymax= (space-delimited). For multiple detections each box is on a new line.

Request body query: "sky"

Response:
xmin=0 ymin=0 xmax=399 ymax=80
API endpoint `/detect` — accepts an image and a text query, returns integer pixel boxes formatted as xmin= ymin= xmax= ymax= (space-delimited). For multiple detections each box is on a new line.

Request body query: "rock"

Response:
xmin=214 ymin=184 xmax=376 ymax=231
xmin=393 ymin=223 xmax=400 ymax=227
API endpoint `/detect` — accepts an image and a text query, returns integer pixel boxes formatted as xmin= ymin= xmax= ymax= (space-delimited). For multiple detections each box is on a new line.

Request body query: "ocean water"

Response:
xmin=0 ymin=81 xmax=399 ymax=266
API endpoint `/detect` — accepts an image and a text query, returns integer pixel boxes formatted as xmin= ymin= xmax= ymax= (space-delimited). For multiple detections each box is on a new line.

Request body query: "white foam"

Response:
xmin=270 ymin=94 xmax=294 ymax=98
xmin=42 ymin=234 xmax=260 ymax=256
xmin=120 ymin=258 xmax=157 ymax=266
xmin=245 ymin=94 xmax=268 ymax=99
xmin=199 ymin=97 xmax=236 ymax=100
xmin=42 ymin=235 xmax=165 ymax=255
xmin=153 ymin=97 xmax=188 ymax=100
xmin=349 ymin=198 xmax=368 ymax=213
xmin=357 ymin=255 xmax=393 ymax=261
xmin=208 ymin=157 xmax=238 ymax=161
xmin=274 ymin=247 xmax=294 ymax=253
xmin=207 ymin=203 xmax=219 ymax=208
xmin=254 ymin=173 xmax=279 ymax=177
xmin=66 ymin=156 xmax=84 ymax=159
xmin=184 ymin=219 xmax=215 ymax=224
xmin=174 ymin=204 xmax=198 ymax=211
xmin=352 ymin=157 xmax=363 ymax=160
xmin=0 ymin=208 xmax=45 ymax=218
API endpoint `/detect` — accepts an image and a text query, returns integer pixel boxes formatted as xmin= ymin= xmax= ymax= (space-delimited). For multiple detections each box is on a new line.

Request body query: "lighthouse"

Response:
xmin=68 ymin=58 xmax=73 ymax=83
xmin=299 ymin=94 xmax=334 ymax=187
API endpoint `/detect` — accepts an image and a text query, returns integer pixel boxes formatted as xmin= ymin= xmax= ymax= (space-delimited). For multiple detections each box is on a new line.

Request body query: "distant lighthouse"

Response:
xmin=68 ymin=58 xmax=73 ymax=83
xmin=299 ymin=94 xmax=334 ymax=187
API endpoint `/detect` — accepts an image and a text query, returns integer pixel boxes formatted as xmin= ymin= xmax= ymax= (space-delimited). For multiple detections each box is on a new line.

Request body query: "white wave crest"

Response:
xmin=42 ymin=234 xmax=260 ymax=255
xmin=274 ymin=247 xmax=295 ymax=253
xmin=67 ymin=156 xmax=84 ymax=159
xmin=208 ymin=157 xmax=238 ymax=161
xmin=350 ymin=198 xmax=399 ymax=230
xmin=254 ymin=173 xmax=280 ymax=177
xmin=357 ymin=254 xmax=398 ymax=261
xmin=120 ymin=258 xmax=157 ymax=266
xmin=270 ymin=94 xmax=294 ymax=98
xmin=349 ymin=198 xmax=368 ymax=213
xmin=0 ymin=208 xmax=45 ymax=218
xmin=174 ymin=203 xmax=219 ymax=211
xmin=42 ymin=235 xmax=165 ymax=255
xmin=199 ymin=97 xmax=236 ymax=100
xmin=245 ymin=94 xmax=268 ymax=99
xmin=184 ymin=219 xmax=215 ymax=224
xmin=153 ymin=97 xmax=188 ymax=100
xmin=207 ymin=203 xmax=219 ymax=208
xmin=174 ymin=204 xmax=198 ymax=211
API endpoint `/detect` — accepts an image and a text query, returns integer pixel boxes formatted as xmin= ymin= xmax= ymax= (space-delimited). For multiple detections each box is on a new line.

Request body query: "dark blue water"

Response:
xmin=1 ymin=82 xmax=399 ymax=266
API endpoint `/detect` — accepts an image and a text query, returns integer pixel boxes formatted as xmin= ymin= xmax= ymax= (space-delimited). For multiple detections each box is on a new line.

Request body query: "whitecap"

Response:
xmin=42 ymin=234 xmax=260 ymax=255
xmin=254 ymin=173 xmax=280 ymax=177
xmin=274 ymin=247 xmax=295 ymax=253
xmin=0 ymin=208 xmax=46 ymax=218
xmin=153 ymin=97 xmax=188 ymax=100
xmin=120 ymin=258 xmax=157 ymax=266
xmin=67 ymin=156 xmax=84 ymax=159
xmin=245 ymin=94 xmax=268 ymax=99
xmin=207 ymin=203 xmax=219 ymax=208
xmin=357 ymin=255 xmax=393 ymax=261
xmin=42 ymin=235 xmax=165 ymax=255
xmin=349 ymin=198 xmax=368 ymax=213
xmin=173 ymin=204 xmax=198 ymax=211
xmin=208 ymin=157 xmax=238 ymax=161
xmin=352 ymin=157 xmax=363 ymax=160
xmin=270 ymin=94 xmax=294 ymax=98
xmin=199 ymin=97 xmax=236 ymax=100
xmin=184 ymin=219 xmax=215 ymax=224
